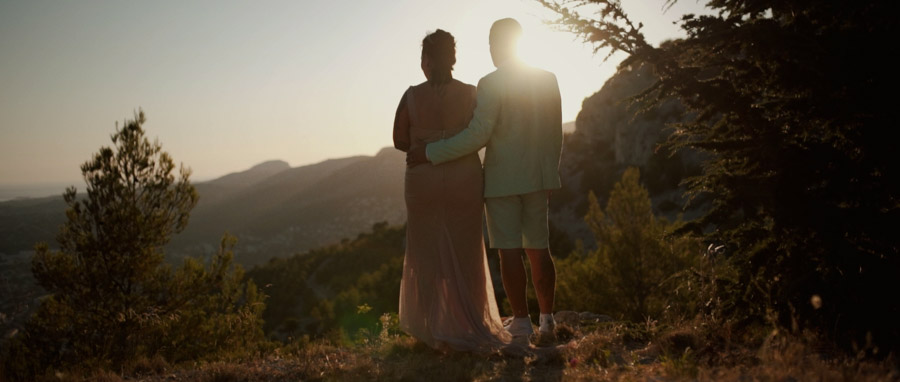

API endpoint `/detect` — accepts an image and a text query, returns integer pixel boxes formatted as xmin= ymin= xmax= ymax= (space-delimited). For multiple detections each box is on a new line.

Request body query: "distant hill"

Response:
xmin=175 ymin=148 xmax=406 ymax=266
xmin=0 ymin=183 xmax=72 ymax=203
xmin=195 ymin=160 xmax=292 ymax=205
xmin=0 ymin=195 xmax=68 ymax=256
xmin=206 ymin=160 xmax=291 ymax=188
xmin=0 ymin=149 xmax=407 ymax=266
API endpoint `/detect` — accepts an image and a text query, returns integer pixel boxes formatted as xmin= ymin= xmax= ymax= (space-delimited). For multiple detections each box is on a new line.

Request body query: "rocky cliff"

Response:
xmin=551 ymin=63 xmax=706 ymax=248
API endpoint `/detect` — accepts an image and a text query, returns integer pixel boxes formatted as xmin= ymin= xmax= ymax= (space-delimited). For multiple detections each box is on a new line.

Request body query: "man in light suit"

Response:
xmin=407 ymin=18 xmax=563 ymax=345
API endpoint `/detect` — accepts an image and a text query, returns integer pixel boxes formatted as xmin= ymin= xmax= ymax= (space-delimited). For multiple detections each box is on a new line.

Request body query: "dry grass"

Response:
xmin=28 ymin=318 xmax=900 ymax=381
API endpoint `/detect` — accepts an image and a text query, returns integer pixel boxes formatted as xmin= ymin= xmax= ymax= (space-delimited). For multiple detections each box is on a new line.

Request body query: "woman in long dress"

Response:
xmin=393 ymin=29 xmax=511 ymax=353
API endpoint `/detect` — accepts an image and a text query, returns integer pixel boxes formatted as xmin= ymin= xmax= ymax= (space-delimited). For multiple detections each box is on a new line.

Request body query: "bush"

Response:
xmin=556 ymin=168 xmax=702 ymax=321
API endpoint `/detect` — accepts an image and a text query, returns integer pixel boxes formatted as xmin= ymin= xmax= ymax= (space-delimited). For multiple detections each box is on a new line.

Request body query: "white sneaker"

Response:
xmin=505 ymin=317 xmax=534 ymax=338
xmin=539 ymin=314 xmax=556 ymax=334
xmin=535 ymin=314 xmax=557 ymax=347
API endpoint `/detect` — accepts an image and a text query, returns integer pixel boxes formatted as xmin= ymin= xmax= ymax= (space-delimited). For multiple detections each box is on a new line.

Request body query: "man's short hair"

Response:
xmin=489 ymin=18 xmax=522 ymax=48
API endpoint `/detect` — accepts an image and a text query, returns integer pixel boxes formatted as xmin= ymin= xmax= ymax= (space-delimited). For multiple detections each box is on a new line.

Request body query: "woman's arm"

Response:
xmin=392 ymin=89 xmax=411 ymax=152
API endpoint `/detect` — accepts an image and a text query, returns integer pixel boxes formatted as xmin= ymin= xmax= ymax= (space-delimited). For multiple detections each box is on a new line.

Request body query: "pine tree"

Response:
xmin=541 ymin=0 xmax=900 ymax=351
xmin=556 ymin=168 xmax=700 ymax=320
xmin=1 ymin=111 xmax=265 ymax=378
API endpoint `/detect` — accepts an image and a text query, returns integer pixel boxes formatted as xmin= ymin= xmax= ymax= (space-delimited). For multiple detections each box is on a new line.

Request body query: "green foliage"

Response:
xmin=542 ymin=0 xmax=900 ymax=352
xmin=1 ymin=111 xmax=265 ymax=379
xmin=152 ymin=235 xmax=267 ymax=363
xmin=556 ymin=168 xmax=701 ymax=321
xmin=247 ymin=222 xmax=405 ymax=341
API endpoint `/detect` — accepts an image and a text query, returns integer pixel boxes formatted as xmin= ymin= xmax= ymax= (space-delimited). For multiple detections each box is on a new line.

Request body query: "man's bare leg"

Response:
xmin=525 ymin=248 xmax=555 ymax=315
xmin=499 ymin=248 xmax=529 ymax=318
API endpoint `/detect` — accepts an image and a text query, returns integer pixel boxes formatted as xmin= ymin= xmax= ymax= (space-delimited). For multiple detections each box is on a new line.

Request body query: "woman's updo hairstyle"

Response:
xmin=422 ymin=29 xmax=456 ymax=85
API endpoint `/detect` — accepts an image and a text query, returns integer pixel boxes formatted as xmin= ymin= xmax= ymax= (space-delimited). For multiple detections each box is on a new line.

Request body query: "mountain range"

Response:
xmin=0 ymin=148 xmax=407 ymax=266
xmin=176 ymin=148 xmax=406 ymax=265
xmin=0 ymin=68 xmax=698 ymax=265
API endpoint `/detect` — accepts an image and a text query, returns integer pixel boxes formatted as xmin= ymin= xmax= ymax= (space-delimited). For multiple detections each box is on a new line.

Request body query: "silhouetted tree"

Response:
xmin=556 ymin=168 xmax=701 ymax=320
xmin=541 ymin=0 xmax=900 ymax=352
xmin=1 ymin=111 xmax=265 ymax=378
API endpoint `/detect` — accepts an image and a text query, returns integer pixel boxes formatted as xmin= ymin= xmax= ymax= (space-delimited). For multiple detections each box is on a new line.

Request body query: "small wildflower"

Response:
xmin=810 ymin=294 xmax=822 ymax=310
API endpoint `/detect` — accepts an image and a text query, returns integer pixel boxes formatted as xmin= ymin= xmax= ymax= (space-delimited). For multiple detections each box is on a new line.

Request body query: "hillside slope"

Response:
xmin=174 ymin=148 xmax=405 ymax=265
xmin=0 ymin=149 xmax=406 ymax=267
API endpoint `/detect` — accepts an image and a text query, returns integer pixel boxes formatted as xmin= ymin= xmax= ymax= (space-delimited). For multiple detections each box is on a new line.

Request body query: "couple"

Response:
xmin=393 ymin=18 xmax=563 ymax=353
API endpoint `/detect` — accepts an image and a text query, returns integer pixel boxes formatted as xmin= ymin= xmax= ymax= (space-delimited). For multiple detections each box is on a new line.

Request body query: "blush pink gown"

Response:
xmin=397 ymin=79 xmax=511 ymax=353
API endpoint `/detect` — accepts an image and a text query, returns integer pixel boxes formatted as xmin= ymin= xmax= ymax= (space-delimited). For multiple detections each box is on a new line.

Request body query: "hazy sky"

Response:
xmin=0 ymin=0 xmax=708 ymax=188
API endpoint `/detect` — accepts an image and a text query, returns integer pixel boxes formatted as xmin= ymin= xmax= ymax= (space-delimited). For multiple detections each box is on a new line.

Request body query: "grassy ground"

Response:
xmin=32 ymin=316 xmax=900 ymax=382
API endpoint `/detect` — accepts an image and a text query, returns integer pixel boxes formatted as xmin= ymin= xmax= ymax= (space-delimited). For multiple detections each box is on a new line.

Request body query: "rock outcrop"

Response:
xmin=551 ymin=63 xmax=707 ymax=248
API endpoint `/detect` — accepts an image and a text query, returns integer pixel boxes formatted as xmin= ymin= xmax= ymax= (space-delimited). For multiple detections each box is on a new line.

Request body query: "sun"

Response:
xmin=517 ymin=17 xmax=584 ymax=72
xmin=450 ymin=0 xmax=588 ymax=74
xmin=449 ymin=0 xmax=615 ymax=121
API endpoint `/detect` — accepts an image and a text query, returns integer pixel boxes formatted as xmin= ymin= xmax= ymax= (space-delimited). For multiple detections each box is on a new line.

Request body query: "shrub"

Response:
xmin=556 ymin=167 xmax=702 ymax=321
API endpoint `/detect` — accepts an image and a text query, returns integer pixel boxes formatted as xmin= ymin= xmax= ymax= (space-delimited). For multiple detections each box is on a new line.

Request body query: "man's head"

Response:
xmin=489 ymin=18 xmax=522 ymax=67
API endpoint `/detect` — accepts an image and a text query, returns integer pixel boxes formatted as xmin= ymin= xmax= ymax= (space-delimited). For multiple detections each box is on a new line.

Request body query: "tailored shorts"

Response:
xmin=484 ymin=190 xmax=551 ymax=249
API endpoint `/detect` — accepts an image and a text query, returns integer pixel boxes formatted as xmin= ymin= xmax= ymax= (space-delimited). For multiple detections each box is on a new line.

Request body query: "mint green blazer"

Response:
xmin=426 ymin=62 xmax=563 ymax=198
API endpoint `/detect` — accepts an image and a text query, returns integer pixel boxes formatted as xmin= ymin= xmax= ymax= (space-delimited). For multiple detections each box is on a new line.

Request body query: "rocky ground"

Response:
xmin=71 ymin=311 xmax=899 ymax=382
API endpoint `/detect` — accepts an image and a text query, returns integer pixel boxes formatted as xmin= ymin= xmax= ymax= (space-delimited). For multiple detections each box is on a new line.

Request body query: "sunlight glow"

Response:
xmin=444 ymin=0 xmax=615 ymax=125
xmin=0 ymin=0 xmax=708 ymax=186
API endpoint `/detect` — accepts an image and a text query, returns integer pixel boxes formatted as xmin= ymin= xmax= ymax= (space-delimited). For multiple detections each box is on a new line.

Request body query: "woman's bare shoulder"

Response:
xmin=451 ymin=78 xmax=476 ymax=90
xmin=409 ymin=81 xmax=430 ymax=91
xmin=449 ymin=79 xmax=476 ymax=100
